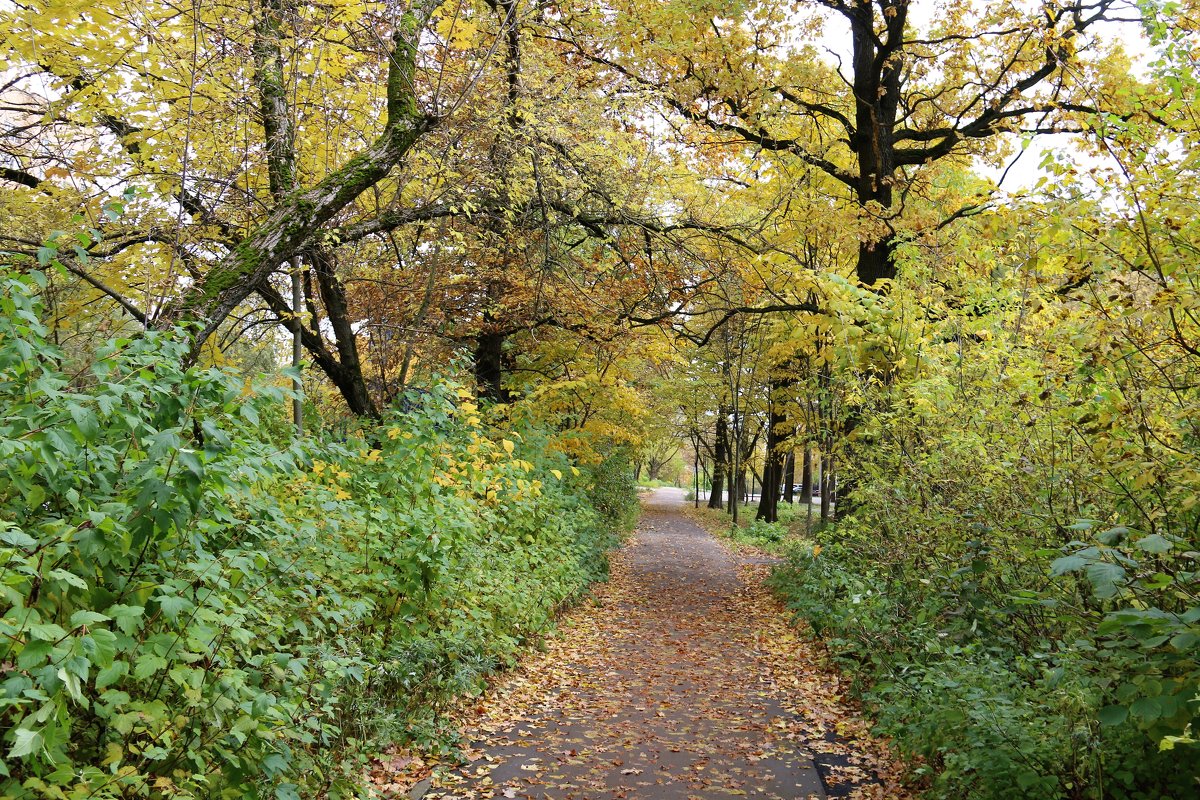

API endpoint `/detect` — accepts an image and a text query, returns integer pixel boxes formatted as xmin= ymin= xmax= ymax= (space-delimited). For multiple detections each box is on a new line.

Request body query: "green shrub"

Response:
xmin=771 ymin=531 xmax=1200 ymax=800
xmin=0 ymin=270 xmax=630 ymax=798
xmin=580 ymin=445 xmax=639 ymax=536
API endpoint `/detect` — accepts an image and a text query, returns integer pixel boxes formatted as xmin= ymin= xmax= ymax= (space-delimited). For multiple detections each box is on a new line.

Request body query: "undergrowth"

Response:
xmin=698 ymin=494 xmax=1200 ymax=799
xmin=0 ymin=270 xmax=636 ymax=798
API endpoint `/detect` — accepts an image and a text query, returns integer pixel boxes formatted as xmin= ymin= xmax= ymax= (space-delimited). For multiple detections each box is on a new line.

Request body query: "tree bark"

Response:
xmin=782 ymin=449 xmax=795 ymax=504
xmin=820 ymin=451 xmax=833 ymax=524
xmin=800 ymin=446 xmax=813 ymax=505
xmin=756 ymin=377 xmax=791 ymax=522
xmin=474 ymin=329 xmax=511 ymax=404
xmin=708 ymin=406 xmax=728 ymax=509
xmin=847 ymin=0 xmax=906 ymax=285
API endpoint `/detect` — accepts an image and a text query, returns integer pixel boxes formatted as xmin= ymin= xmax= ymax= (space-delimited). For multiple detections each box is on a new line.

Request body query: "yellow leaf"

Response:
xmin=550 ymin=469 xmax=562 ymax=480
xmin=502 ymin=439 xmax=515 ymax=455
xmin=812 ymin=545 xmax=822 ymax=557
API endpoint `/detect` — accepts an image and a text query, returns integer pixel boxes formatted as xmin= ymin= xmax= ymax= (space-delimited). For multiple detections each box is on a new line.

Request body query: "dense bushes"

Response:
xmin=759 ymin=259 xmax=1200 ymax=798
xmin=0 ymin=271 xmax=633 ymax=798
xmin=771 ymin=533 xmax=1200 ymax=800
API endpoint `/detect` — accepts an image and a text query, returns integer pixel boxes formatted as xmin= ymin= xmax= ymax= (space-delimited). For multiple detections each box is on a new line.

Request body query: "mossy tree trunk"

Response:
xmin=171 ymin=0 xmax=446 ymax=364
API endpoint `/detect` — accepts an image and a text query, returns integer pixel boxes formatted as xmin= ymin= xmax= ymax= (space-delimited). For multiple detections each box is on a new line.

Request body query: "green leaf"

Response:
xmin=50 ymin=568 xmax=88 ymax=590
xmin=16 ymin=639 xmax=53 ymax=669
xmin=68 ymin=403 xmax=99 ymax=441
xmin=156 ymin=594 xmax=193 ymax=621
xmin=240 ymin=403 xmax=260 ymax=425
xmin=1050 ymin=554 xmax=1088 ymax=576
xmin=27 ymin=622 xmax=68 ymax=641
xmin=0 ymin=528 xmax=38 ymax=550
xmin=96 ymin=661 xmax=128 ymax=689
xmin=1016 ymin=771 xmax=1040 ymax=790
xmin=106 ymin=605 xmax=144 ymax=635
xmin=57 ymin=667 xmax=83 ymax=701
xmin=87 ymin=629 xmax=118 ymax=667
xmin=1097 ymin=526 xmax=1131 ymax=545
xmin=1170 ymin=632 xmax=1198 ymax=650
xmin=8 ymin=728 xmax=43 ymax=759
xmin=178 ymin=449 xmax=204 ymax=478
xmin=1135 ymin=534 xmax=1173 ymax=554
xmin=1085 ymin=561 xmax=1126 ymax=598
xmin=70 ymin=610 xmax=111 ymax=628
xmin=133 ymin=653 xmax=167 ymax=680
xmin=1131 ymin=696 xmax=1163 ymax=722
xmin=1098 ymin=705 xmax=1128 ymax=726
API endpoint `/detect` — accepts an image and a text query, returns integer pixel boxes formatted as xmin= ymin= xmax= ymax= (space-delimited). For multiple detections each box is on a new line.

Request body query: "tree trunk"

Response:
xmin=311 ymin=248 xmax=377 ymax=417
xmin=254 ymin=277 xmax=379 ymax=417
xmin=820 ymin=451 xmax=833 ymax=524
xmin=857 ymin=239 xmax=897 ymax=285
xmin=756 ymin=379 xmax=790 ymax=522
xmin=782 ymin=450 xmax=795 ymax=503
xmin=800 ymin=446 xmax=813 ymax=504
xmin=849 ymin=0 xmax=906 ymax=287
xmin=290 ymin=260 xmax=303 ymax=435
xmin=474 ymin=329 xmax=510 ymax=404
xmin=708 ymin=407 xmax=728 ymax=509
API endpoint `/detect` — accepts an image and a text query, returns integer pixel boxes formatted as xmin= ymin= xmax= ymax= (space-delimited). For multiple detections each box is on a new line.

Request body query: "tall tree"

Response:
xmin=561 ymin=0 xmax=1148 ymax=285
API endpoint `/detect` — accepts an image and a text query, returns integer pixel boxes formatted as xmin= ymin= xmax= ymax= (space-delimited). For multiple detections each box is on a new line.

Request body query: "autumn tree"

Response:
xmin=0 ymin=0 xmax=718 ymax=416
xmin=559 ymin=0 xmax=1151 ymax=286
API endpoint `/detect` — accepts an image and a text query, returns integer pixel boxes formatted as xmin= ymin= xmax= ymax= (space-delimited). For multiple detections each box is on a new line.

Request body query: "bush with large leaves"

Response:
xmin=0 ymin=270 xmax=630 ymax=798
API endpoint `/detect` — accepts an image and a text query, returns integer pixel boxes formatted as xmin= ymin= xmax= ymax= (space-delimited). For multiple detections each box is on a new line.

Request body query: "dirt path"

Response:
xmin=420 ymin=488 xmax=901 ymax=800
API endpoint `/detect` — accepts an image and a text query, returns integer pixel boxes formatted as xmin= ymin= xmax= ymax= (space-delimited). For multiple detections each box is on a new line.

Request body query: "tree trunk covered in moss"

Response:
xmin=172 ymin=0 xmax=446 ymax=361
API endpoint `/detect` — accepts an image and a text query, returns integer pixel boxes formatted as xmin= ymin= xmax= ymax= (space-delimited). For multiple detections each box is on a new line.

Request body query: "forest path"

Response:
xmin=419 ymin=488 xmax=899 ymax=800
